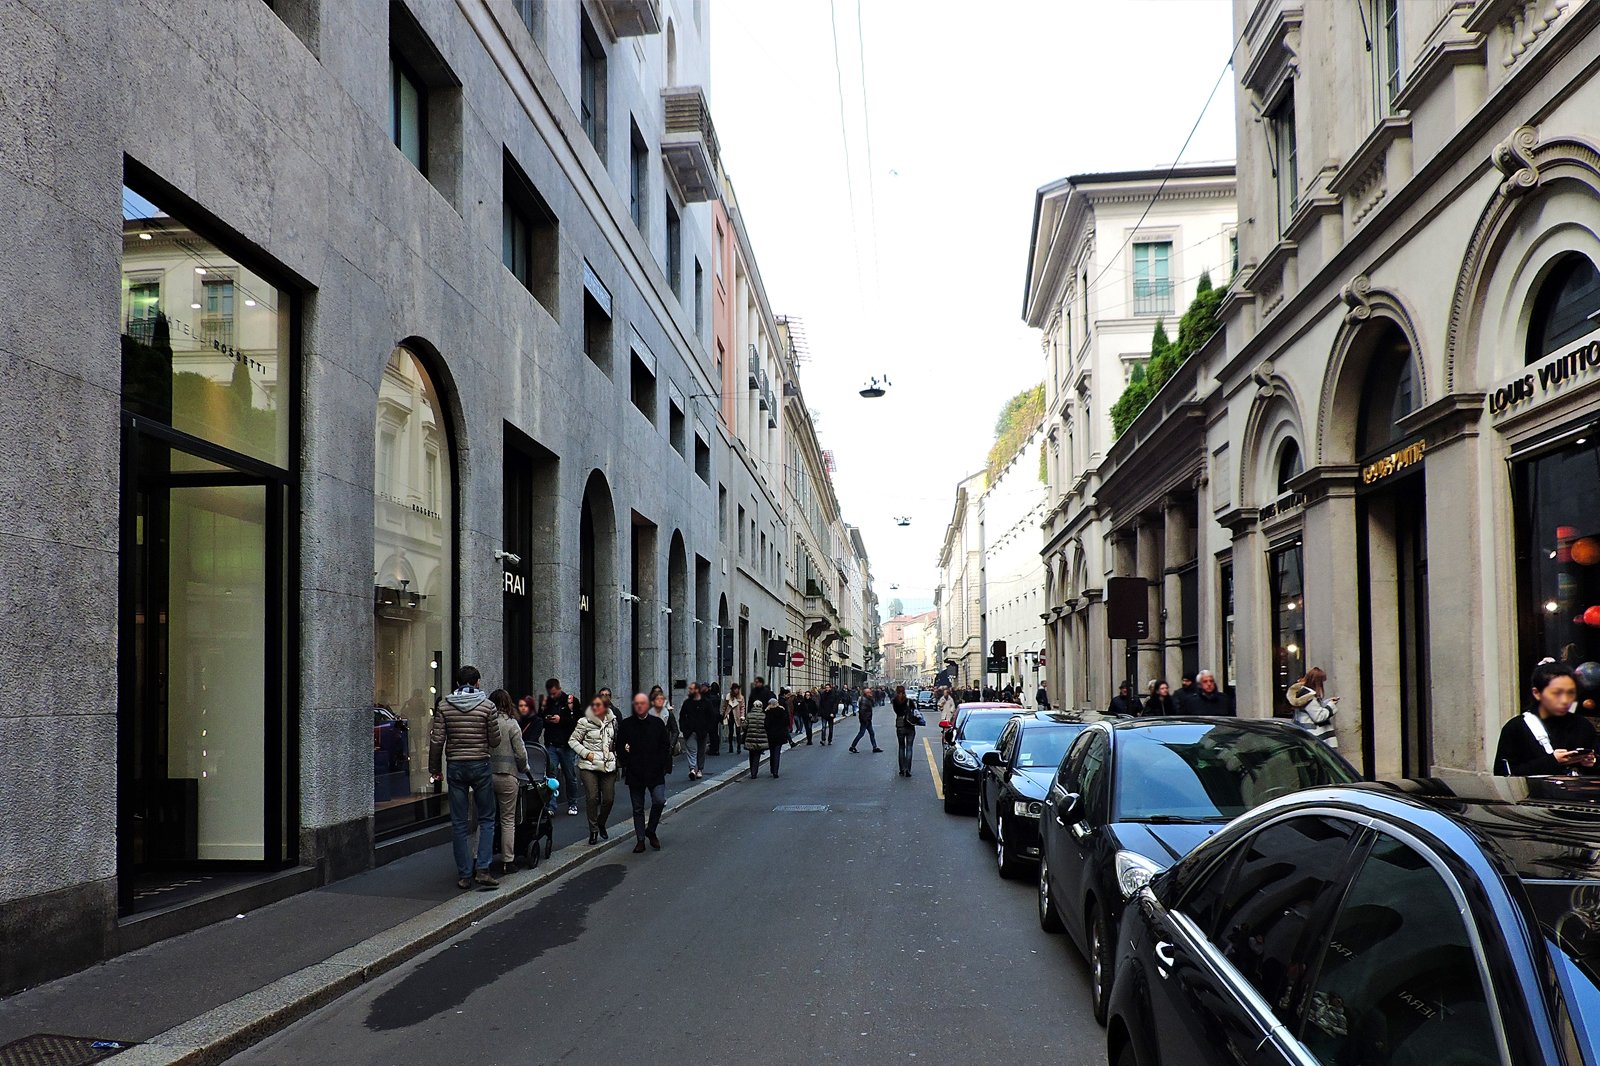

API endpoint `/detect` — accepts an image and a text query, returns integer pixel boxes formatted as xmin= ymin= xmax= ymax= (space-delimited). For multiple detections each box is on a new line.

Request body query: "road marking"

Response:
xmin=923 ymin=737 xmax=943 ymax=800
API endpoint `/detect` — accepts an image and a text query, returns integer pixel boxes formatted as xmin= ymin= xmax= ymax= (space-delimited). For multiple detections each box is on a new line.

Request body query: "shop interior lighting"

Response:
xmin=1547 ymin=601 xmax=1562 ymax=613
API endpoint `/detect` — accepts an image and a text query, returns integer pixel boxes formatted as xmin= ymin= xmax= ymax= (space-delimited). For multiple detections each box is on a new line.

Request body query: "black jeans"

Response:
xmin=897 ymin=732 xmax=915 ymax=774
xmin=747 ymin=748 xmax=764 ymax=777
xmin=800 ymin=715 xmax=813 ymax=744
xmin=766 ymin=733 xmax=785 ymax=775
xmin=629 ymin=782 xmax=666 ymax=840
xmin=821 ymin=715 xmax=835 ymax=744
xmin=852 ymin=716 xmax=877 ymax=750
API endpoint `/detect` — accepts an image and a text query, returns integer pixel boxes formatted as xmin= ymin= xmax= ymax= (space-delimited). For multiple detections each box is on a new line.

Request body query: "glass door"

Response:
xmin=119 ymin=428 xmax=286 ymax=911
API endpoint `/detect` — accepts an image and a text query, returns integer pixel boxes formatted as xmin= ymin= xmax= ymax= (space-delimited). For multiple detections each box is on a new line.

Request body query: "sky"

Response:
xmin=709 ymin=0 xmax=1240 ymax=616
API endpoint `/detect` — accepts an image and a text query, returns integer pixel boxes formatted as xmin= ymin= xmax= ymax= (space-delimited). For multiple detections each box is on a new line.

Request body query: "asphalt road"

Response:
xmin=230 ymin=729 xmax=1104 ymax=1066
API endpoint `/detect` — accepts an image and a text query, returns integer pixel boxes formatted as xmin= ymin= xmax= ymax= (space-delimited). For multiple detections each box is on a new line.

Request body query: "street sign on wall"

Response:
xmin=790 ymin=651 xmax=806 ymax=667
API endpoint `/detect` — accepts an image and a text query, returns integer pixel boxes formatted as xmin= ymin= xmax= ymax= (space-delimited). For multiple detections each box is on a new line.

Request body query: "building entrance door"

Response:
xmin=1357 ymin=471 xmax=1431 ymax=778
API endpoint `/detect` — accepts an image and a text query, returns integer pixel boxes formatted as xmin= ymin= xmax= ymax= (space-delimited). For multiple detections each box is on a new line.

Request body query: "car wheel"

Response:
xmin=996 ymin=816 xmax=1024 ymax=880
xmin=1088 ymin=900 xmax=1112 ymax=1025
xmin=942 ymin=762 xmax=962 ymax=814
xmin=1038 ymin=854 xmax=1065 ymax=933
xmin=977 ymin=792 xmax=994 ymax=840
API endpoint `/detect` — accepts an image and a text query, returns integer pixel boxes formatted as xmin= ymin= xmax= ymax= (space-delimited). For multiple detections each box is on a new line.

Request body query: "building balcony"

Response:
xmin=596 ymin=0 xmax=662 ymax=37
xmin=758 ymin=370 xmax=770 ymax=409
xmin=1133 ymin=279 xmax=1174 ymax=316
xmin=748 ymin=344 xmax=760 ymax=387
xmin=661 ymin=86 xmax=721 ymax=203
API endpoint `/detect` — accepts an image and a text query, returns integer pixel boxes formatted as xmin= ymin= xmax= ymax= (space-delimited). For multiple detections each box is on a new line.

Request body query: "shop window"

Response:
xmin=1356 ymin=325 xmax=1416 ymax=456
xmin=1220 ymin=561 xmax=1235 ymax=689
xmin=1527 ymin=254 xmax=1600 ymax=364
xmin=119 ymin=178 xmax=295 ymax=903
xmin=373 ymin=346 xmax=454 ymax=836
xmin=1270 ymin=542 xmax=1306 ymax=717
xmin=1515 ymin=431 xmax=1600 ymax=685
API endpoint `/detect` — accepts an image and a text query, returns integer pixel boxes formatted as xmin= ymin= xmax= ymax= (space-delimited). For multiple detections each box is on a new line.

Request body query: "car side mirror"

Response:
xmin=981 ymin=750 xmax=1003 ymax=769
xmin=1055 ymin=793 xmax=1082 ymax=823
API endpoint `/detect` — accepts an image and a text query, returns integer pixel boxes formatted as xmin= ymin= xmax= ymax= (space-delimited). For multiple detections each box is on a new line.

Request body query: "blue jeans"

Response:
xmin=548 ymin=745 xmax=578 ymax=813
xmin=630 ymin=782 xmax=667 ymax=840
xmin=446 ymin=760 xmax=495 ymax=879
xmin=852 ymin=717 xmax=877 ymax=749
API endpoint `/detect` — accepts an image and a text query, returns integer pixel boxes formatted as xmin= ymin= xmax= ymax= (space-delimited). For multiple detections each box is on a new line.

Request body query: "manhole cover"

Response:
xmin=772 ymin=804 xmax=830 ymax=812
xmin=0 ymin=1035 xmax=132 ymax=1066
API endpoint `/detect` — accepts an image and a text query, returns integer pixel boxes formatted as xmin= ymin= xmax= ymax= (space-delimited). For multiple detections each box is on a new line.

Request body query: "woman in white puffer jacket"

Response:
xmin=569 ymin=696 xmax=619 ymax=844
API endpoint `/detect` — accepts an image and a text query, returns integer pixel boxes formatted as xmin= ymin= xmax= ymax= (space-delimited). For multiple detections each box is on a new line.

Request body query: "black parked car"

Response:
xmin=940 ymin=702 xmax=1022 ymax=814
xmin=977 ymin=711 xmax=1100 ymax=878
xmin=1040 ymin=717 xmax=1356 ymax=1023
xmin=1105 ymin=770 xmax=1600 ymax=1066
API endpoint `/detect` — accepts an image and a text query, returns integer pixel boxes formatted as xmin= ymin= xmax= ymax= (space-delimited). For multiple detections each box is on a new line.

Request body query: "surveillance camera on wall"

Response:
xmin=620 ymin=591 xmax=641 ymax=603
xmin=662 ymin=606 xmax=673 ymax=615
xmin=493 ymin=550 xmax=522 ymax=566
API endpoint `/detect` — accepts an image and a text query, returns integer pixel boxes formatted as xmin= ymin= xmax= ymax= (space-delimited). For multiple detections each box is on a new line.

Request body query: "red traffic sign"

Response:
xmin=790 ymin=651 xmax=806 ymax=667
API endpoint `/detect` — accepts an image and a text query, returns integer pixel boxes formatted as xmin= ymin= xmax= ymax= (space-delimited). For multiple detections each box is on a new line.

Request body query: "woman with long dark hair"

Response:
xmin=488 ymin=689 xmax=529 ymax=875
xmin=892 ymin=685 xmax=918 ymax=777
xmin=1286 ymin=667 xmax=1339 ymax=747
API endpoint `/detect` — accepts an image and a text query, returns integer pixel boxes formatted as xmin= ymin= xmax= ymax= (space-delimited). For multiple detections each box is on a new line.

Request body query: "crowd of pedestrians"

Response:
xmin=428 ymin=663 xmax=893 ymax=887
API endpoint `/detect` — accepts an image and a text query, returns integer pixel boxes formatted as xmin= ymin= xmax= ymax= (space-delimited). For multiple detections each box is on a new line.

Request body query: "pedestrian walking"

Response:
xmin=892 ymin=685 xmax=918 ymax=777
xmin=764 ymin=694 xmax=791 ymax=777
xmin=680 ymin=681 xmax=715 ymax=780
xmin=1035 ymin=684 xmax=1050 ymax=710
xmin=488 ymin=689 xmax=530 ymax=876
xmin=569 ymin=693 xmax=619 ymax=844
xmin=798 ymin=688 xmax=817 ymax=745
xmin=515 ymin=694 xmax=543 ymax=746
xmin=1178 ymin=670 xmax=1236 ymax=715
xmin=428 ymin=665 xmax=502 ymax=890
xmin=649 ymin=687 xmax=680 ymax=760
xmin=1495 ymin=661 xmax=1599 ymax=776
xmin=937 ymin=687 xmax=957 ymax=728
xmin=815 ymin=688 xmax=836 ymax=745
xmin=849 ymin=686 xmax=883 ymax=753
xmin=1143 ymin=680 xmax=1179 ymax=717
xmin=541 ymin=678 xmax=582 ymax=816
xmin=743 ymin=696 xmax=771 ymax=778
xmin=723 ymin=683 xmax=745 ymax=753
xmin=1286 ymin=667 xmax=1339 ymax=747
xmin=616 ymin=693 xmax=673 ymax=852
xmin=1108 ymin=681 xmax=1141 ymax=717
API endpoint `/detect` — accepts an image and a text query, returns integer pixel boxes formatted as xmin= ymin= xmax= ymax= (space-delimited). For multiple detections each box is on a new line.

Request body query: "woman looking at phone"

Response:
xmin=1494 ymin=661 xmax=1599 ymax=776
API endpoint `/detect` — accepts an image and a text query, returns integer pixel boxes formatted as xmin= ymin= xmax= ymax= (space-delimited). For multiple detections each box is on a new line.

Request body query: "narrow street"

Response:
xmin=230 ymin=735 xmax=1100 ymax=1065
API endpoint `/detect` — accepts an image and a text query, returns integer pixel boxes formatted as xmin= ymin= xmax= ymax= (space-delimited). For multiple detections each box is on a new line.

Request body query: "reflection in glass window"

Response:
xmin=1515 ymin=438 xmax=1600 ymax=678
xmin=121 ymin=186 xmax=289 ymax=469
xmin=1271 ymin=543 xmax=1306 ymax=718
xmin=1015 ymin=724 xmax=1081 ymax=770
xmin=1303 ymin=834 xmax=1499 ymax=1066
xmin=1526 ymin=255 xmax=1600 ymax=365
xmin=373 ymin=347 xmax=453 ymax=833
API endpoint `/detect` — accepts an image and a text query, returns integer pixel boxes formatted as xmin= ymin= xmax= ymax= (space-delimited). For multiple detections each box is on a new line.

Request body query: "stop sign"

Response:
xmin=790 ymin=651 xmax=806 ymax=667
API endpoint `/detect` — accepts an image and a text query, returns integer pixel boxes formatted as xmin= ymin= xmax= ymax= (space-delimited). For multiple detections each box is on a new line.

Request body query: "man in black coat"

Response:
xmin=1178 ymin=670 xmax=1236 ymax=716
xmin=1107 ymin=681 xmax=1141 ymax=717
xmin=541 ymin=678 xmax=582 ymax=816
xmin=679 ymin=682 xmax=715 ymax=780
xmin=617 ymin=692 xmax=673 ymax=852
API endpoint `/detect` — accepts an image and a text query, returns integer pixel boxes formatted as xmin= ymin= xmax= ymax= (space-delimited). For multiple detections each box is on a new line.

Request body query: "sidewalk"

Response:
xmin=0 ymin=752 xmax=762 ymax=1066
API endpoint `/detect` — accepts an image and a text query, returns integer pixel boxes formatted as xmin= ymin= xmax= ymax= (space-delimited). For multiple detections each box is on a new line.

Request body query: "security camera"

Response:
xmin=493 ymin=550 xmax=522 ymax=566
xmin=620 ymin=592 xmax=641 ymax=603
xmin=662 ymin=606 xmax=674 ymax=615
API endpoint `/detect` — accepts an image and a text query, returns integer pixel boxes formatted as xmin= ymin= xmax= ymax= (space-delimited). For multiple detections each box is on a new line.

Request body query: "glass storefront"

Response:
xmin=119 ymin=182 xmax=293 ymax=908
xmin=373 ymin=347 xmax=454 ymax=837
xmin=1269 ymin=542 xmax=1305 ymax=718
xmin=1516 ymin=428 xmax=1600 ymax=695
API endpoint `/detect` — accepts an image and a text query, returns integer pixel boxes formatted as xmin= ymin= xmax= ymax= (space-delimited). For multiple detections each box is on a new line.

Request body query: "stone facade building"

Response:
xmin=0 ymin=0 xmax=870 ymax=991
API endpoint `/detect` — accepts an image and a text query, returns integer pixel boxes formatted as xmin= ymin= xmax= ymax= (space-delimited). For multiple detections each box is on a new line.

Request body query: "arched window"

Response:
xmin=373 ymin=345 xmax=454 ymax=834
xmin=665 ymin=20 xmax=678 ymax=87
xmin=1527 ymin=254 xmax=1600 ymax=364
xmin=1276 ymin=439 xmax=1303 ymax=496
xmin=1356 ymin=323 xmax=1416 ymax=456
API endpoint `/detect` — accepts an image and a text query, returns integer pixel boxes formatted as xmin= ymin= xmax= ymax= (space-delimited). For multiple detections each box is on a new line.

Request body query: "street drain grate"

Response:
xmin=773 ymin=804 xmax=830 ymax=813
xmin=0 ymin=1035 xmax=132 ymax=1066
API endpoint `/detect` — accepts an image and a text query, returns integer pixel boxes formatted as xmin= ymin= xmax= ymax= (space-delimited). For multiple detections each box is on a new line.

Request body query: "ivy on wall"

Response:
xmin=987 ymin=383 xmax=1046 ymax=484
xmin=1109 ymin=271 xmax=1224 ymax=438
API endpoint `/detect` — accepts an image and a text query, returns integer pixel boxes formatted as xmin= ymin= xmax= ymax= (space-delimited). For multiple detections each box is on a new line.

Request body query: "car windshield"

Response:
xmin=959 ymin=713 xmax=1012 ymax=745
xmin=1016 ymin=724 xmax=1081 ymax=769
xmin=1529 ymin=883 xmax=1600 ymax=1062
xmin=1112 ymin=723 xmax=1356 ymax=822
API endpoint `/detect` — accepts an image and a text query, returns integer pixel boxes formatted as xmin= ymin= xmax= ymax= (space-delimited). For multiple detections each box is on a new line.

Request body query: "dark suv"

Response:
xmin=1107 ymin=772 xmax=1600 ymax=1066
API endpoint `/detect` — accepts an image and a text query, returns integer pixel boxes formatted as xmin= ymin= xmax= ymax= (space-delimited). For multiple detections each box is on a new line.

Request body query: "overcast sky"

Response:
xmin=709 ymin=0 xmax=1239 ymax=615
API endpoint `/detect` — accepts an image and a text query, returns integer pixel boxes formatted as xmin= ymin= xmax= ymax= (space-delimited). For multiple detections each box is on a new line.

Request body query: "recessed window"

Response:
xmin=1275 ymin=439 xmax=1303 ymax=497
xmin=631 ymin=352 xmax=657 ymax=423
xmin=665 ymin=199 xmax=682 ymax=295
xmin=1133 ymin=242 xmax=1173 ymax=315
xmin=718 ymin=483 xmax=728 ymax=539
xmin=579 ymin=12 xmax=607 ymax=160
xmin=1356 ymin=323 xmax=1417 ymax=456
xmin=1375 ymin=0 xmax=1404 ymax=111
xmin=695 ymin=436 xmax=711 ymax=483
xmin=1269 ymin=92 xmax=1298 ymax=232
xmin=738 ymin=504 xmax=746 ymax=556
xmin=390 ymin=55 xmax=426 ymax=172
xmin=629 ymin=121 xmax=648 ymax=232
xmin=515 ymin=0 xmax=541 ymax=41
xmin=694 ymin=260 xmax=705 ymax=335
xmin=582 ymin=263 xmax=613 ymax=375
xmin=1527 ymin=254 xmax=1600 ymax=364
xmin=502 ymin=150 xmax=559 ymax=315
xmin=669 ymin=397 xmax=687 ymax=456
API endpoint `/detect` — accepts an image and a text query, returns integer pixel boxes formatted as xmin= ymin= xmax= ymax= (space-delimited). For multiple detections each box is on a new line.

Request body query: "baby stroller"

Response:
xmin=505 ymin=741 xmax=557 ymax=868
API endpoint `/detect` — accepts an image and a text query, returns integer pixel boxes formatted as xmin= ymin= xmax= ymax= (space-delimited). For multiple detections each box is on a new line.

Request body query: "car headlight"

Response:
xmin=1115 ymin=851 xmax=1164 ymax=900
xmin=952 ymin=748 xmax=979 ymax=770
xmin=1013 ymin=800 xmax=1044 ymax=818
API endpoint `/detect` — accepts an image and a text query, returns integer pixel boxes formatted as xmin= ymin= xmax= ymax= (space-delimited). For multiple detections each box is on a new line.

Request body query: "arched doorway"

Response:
xmin=1350 ymin=319 xmax=1430 ymax=776
xmin=372 ymin=344 xmax=457 ymax=835
xmin=581 ymin=472 xmax=618 ymax=700
xmin=668 ymin=531 xmax=689 ymax=689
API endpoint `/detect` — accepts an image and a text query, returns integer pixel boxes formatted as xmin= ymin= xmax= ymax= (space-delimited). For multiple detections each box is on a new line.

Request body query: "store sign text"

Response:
xmin=1487 ymin=337 xmax=1600 ymax=418
xmin=1362 ymin=439 xmax=1427 ymax=485
xmin=503 ymin=571 xmax=525 ymax=596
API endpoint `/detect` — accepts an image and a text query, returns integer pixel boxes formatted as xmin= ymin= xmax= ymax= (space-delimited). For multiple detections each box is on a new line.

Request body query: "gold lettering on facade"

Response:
xmin=1362 ymin=439 xmax=1427 ymax=485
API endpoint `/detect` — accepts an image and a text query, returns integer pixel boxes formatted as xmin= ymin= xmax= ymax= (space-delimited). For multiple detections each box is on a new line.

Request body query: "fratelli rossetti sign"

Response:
xmin=1362 ymin=438 xmax=1427 ymax=485
xmin=1487 ymin=334 xmax=1600 ymax=418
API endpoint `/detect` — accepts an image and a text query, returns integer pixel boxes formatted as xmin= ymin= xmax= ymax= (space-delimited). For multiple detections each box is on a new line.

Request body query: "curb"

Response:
xmin=108 ymin=755 xmax=760 ymax=1065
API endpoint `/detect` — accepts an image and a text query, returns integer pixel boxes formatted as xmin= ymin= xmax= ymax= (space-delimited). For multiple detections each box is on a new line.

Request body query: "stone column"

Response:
xmin=1298 ymin=469 xmax=1364 ymax=766
xmin=1220 ymin=508 xmax=1268 ymax=719
xmin=1135 ymin=518 xmax=1163 ymax=691
xmin=1163 ymin=494 xmax=1194 ymax=684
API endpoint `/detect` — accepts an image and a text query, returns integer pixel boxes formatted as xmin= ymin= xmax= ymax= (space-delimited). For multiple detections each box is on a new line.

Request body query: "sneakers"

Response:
xmin=456 ymin=877 xmax=472 ymax=890
xmin=567 ymin=803 xmax=579 ymax=816
xmin=872 ymin=748 xmax=884 ymax=753
xmin=473 ymin=871 xmax=500 ymax=890
xmin=848 ymin=747 xmax=858 ymax=753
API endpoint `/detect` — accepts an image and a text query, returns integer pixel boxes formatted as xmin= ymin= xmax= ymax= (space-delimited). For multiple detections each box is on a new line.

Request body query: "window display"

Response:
xmin=1517 ymin=430 xmax=1600 ymax=709
xmin=1270 ymin=543 xmax=1305 ymax=718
